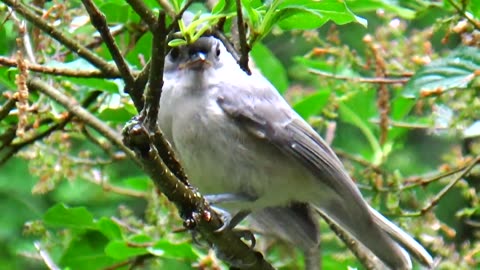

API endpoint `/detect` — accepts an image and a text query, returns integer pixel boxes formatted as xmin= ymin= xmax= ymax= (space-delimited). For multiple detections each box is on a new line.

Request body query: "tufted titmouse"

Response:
xmin=158 ymin=36 xmax=433 ymax=269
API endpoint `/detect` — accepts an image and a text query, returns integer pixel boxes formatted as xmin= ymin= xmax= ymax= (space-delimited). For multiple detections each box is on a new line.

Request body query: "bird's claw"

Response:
xmin=233 ymin=229 xmax=256 ymax=249
xmin=213 ymin=208 xmax=251 ymax=232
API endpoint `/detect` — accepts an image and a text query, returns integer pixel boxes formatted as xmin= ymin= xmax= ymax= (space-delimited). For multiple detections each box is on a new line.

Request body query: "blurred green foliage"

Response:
xmin=1 ymin=0 xmax=480 ymax=269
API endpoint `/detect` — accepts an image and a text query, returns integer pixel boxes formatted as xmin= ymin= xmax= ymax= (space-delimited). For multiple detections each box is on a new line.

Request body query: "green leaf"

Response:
xmin=98 ymin=106 xmax=136 ymax=123
xmin=126 ymin=32 xmax=152 ymax=69
xmin=0 ymin=67 xmax=18 ymax=89
xmin=275 ymin=7 xmax=328 ymax=30
xmin=339 ymin=102 xmax=381 ymax=164
xmin=241 ymin=0 xmax=262 ymax=28
xmin=122 ymin=176 xmax=151 ymax=192
xmin=278 ymin=0 xmax=367 ymax=28
xmin=98 ymin=93 xmax=137 ymax=122
xmin=295 ymin=57 xmax=352 ymax=75
xmin=43 ymin=204 xmax=96 ymax=230
xmin=293 ymin=89 xmax=331 ymax=119
xmin=390 ymin=96 xmax=415 ymax=120
xmin=338 ymin=89 xmax=382 ymax=164
xmin=250 ymin=43 xmax=289 ymax=93
xmin=60 ymin=231 xmax=114 ymax=270
xmin=387 ymin=96 xmax=417 ymax=142
xmin=105 ymin=234 xmax=152 ymax=259
xmin=147 ymin=240 xmax=198 ymax=260
xmin=155 ymin=258 xmax=195 ymax=270
xmin=168 ymin=39 xmax=188 ymax=47
xmin=44 ymin=59 xmax=123 ymax=93
xmin=170 ymin=0 xmax=182 ymax=12
xmin=346 ymin=0 xmax=416 ymax=19
xmin=403 ymin=46 xmax=480 ymax=98
xmin=184 ymin=15 xmax=225 ymax=43
xmin=98 ymin=2 xmax=138 ymax=24
xmin=212 ymin=0 xmax=226 ymax=14
xmin=0 ymin=20 xmax=15 ymax=56
xmin=468 ymin=1 xmax=480 ymax=19
xmin=97 ymin=218 xmax=122 ymax=240
xmin=64 ymin=77 xmax=122 ymax=94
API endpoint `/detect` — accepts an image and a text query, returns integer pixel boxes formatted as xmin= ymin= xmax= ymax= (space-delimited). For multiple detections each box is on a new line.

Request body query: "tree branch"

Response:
xmin=1 ymin=0 xmax=118 ymax=76
xmin=81 ymin=0 xmax=143 ymax=111
xmin=234 ymin=0 xmax=251 ymax=75
xmin=125 ymin=0 xmax=158 ymax=30
xmin=0 ymin=97 xmax=16 ymax=121
xmin=319 ymin=212 xmax=384 ymax=270
xmin=0 ymin=56 xmax=123 ymax=78
xmin=26 ymin=78 xmax=137 ymax=163
xmin=27 ymin=77 xmax=274 ymax=269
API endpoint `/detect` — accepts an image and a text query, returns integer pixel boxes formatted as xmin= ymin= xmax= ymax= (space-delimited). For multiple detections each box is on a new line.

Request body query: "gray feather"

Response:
xmin=217 ymin=85 xmax=415 ymax=269
xmin=159 ymin=36 xmax=433 ymax=270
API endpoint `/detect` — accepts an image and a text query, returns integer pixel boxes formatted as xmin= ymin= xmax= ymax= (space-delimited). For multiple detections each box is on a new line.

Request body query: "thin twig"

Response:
xmin=125 ymin=0 xmax=158 ymax=30
xmin=234 ymin=0 xmax=251 ymax=75
xmin=0 ymin=120 xmax=67 ymax=166
xmin=143 ymin=12 xmax=189 ymax=184
xmin=308 ymin=69 xmax=410 ymax=84
xmin=58 ymin=24 xmax=131 ymax=59
xmin=133 ymin=60 xmax=151 ymax=95
xmin=0 ymin=125 xmax=16 ymax=146
xmin=401 ymin=164 xmax=471 ymax=190
xmin=156 ymin=0 xmax=175 ymax=17
xmin=2 ymin=0 xmax=117 ymax=75
xmin=0 ymin=91 xmax=103 ymax=167
xmin=81 ymin=126 xmax=119 ymax=158
xmin=34 ymin=241 xmax=60 ymax=270
xmin=122 ymin=121 xmax=275 ymax=270
xmin=400 ymin=156 xmax=480 ymax=217
xmin=14 ymin=26 xmax=29 ymax=138
xmin=165 ymin=0 xmax=195 ymax=33
xmin=81 ymin=0 xmax=142 ymax=111
xmin=8 ymin=8 xmax=35 ymax=63
xmin=0 ymin=56 xmax=123 ymax=78
xmin=213 ymin=29 xmax=241 ymax=63
xmin=26 ymin=78 xmax=139 ymax=164
xmin=324 ymin=121 xmax=336 ymax=146
xmin=82 ymin=175 xmax=147 ymax=198
xmin=335 ymin=148 xmax=383 ymax=174
xmin=369 ymin=118 xmax=448 ymax=130
xmin=102 ymin=259 xmax=132 ymax=270
xmin=101 ymin=183 xmax=147 ymax=198
xmin=26 ymin=80 xmax=271 ymax=269
xmin=143 ymin=12 xmax=167 ymax=130
xmin=446 ymin=0 xmax=480 ymax=31
xmin=318 ymin=212 xmax=383 ymax=270
xmin=365 ymin=39 xmax=389 ymax=146
xmin=0 ymin=98 xmax=16 ymax=121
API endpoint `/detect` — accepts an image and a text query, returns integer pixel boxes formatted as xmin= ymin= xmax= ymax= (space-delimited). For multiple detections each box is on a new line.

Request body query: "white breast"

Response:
xmin=159 ymin=71 xmax=322 ymax=212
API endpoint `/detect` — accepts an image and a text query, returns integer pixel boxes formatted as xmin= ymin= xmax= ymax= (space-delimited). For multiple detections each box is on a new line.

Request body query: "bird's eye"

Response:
xmin=216 ymin=45 xmax=221 ymax=57
xmin=169 ymin=47 xmax=180 ymax=61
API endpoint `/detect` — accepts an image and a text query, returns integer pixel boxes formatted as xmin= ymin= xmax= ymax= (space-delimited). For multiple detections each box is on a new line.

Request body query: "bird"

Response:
xmin=157 ymin=35 xmax=433 ymax=270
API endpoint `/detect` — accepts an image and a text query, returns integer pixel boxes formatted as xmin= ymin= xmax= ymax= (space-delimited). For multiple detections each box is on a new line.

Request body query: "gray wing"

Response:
xmin=216 ymin=86 xmax=362 ymax=201
xmin=217 ymin=85 xmax=414 ymax=269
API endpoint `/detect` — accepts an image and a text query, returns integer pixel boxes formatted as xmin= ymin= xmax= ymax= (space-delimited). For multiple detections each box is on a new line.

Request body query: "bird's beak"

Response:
xmin=191 ymin=51 xmax=207 ymax=62
xmin=181 ymin=52 xmax=211 ymax=70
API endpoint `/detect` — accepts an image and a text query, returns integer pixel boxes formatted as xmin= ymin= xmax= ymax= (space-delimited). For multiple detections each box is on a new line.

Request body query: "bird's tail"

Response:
xmin=313 ymin=197 xmax=432 ymax=270
xmin=368 ymin=206 xmax=433 ymax=268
